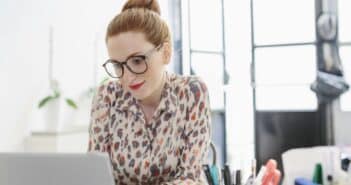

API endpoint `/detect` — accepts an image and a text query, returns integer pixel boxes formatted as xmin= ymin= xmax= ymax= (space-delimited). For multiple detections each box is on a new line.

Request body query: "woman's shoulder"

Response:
xmin=170 ymin=73 xmax=208 ymax=92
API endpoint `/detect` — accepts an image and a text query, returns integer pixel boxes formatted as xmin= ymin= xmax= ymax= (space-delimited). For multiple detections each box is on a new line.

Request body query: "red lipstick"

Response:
xmin=129 ymin=81 xmax=145 ymax=90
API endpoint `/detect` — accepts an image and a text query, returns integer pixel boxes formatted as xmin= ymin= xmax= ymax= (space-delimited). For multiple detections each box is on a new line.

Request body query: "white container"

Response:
xmin=41 ymin=98 xmax=61 ymax=132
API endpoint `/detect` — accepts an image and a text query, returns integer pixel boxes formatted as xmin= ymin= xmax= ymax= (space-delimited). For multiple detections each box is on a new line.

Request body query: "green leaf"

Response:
xmin=65 ymin=98 xmax=78 ymax=109
xmin=38 ymin=96 xmax=54 ymax=109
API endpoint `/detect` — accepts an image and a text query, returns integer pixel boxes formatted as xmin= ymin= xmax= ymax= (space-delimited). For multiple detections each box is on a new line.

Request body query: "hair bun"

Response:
xmin=122 ymin=0 xmax=161 ymax=15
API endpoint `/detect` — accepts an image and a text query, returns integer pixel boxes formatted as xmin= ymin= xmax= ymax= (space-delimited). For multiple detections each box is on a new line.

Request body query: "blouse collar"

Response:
xmin=117 ymin=71 xmax=178 ymax=120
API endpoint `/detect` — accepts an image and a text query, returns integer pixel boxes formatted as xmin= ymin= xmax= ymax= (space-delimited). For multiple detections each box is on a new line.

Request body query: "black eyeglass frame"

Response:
xmin=102 ymin=44 xmax=163 ymax=78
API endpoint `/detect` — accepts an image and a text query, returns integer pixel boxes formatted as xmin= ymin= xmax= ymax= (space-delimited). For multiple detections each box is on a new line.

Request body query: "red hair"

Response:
xmin=106 ymin=0 xmax=171 ymax=47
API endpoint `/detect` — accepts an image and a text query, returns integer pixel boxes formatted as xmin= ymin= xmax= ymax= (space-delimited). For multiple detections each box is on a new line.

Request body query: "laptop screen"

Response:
xmin=0 ymin=152 xmax=115 ymax=185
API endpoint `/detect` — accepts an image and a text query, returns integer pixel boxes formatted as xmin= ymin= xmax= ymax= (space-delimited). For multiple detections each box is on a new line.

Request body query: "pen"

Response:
xmin=203 ymin=164 xmax=214 ymax=185
xmin=235 ymin=169 xmax=242 ymax=185
xmin=222 ymin=169 xmax=228 ymax=185
xmin=223 ymin=164 xmax=232 ymax=185
xmin=252 ymin=159 xmax=256 ymax=179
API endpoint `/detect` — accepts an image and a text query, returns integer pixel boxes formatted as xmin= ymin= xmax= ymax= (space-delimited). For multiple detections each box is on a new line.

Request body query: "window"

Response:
xmin=184 ymin=0 xmax=225 ymax=111
xmin=255 ymin=46 xmax=317 ymax=110
xmin=253 ymin=0 xmax=315 ymax=45
xmin=255 ymin=46 xmax=316 ymax=85
xmin=339 ymin=47 xmax=351 ymax=111
xmin=338 ymin=0 xmax=351 ymax=42
xmin=189 ymin=0 xmax=223 ymax=52
xmin=338 ymin=0 xmax=351 ymax=111
xmin=252 ymin=0 xmax=317 ymax=111
xmin=181 ymin=0 xmax=227 ymax=166
xmin=256 ymin=86 xmax=317 ymax=110
xmin=191 ymin=53 xmax=224 ymax=110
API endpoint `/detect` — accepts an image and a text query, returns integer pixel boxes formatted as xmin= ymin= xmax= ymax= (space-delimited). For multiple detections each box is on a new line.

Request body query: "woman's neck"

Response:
xmin=139 ymin=72 xmax=166 ymax=108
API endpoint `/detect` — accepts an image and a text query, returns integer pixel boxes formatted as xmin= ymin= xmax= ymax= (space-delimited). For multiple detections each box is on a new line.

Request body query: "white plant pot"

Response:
xmin=41 ymin=98 xmax=79 ymax=132
xmin=74 ymin=96 xmax=92 ymax=126
xmin=41 ymin=98 xmax=61 ymax=132
xmin=61 ymin=102 xmax=77 ymax=130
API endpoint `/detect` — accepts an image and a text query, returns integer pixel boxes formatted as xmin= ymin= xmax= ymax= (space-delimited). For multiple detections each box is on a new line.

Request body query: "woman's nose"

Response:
xmin=121 ymin=66 xmax=136 ymax=82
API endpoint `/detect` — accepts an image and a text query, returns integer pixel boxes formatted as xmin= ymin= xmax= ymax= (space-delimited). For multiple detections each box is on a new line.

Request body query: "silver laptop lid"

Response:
xmin=0 ymin=152 xmax=115 ymax=185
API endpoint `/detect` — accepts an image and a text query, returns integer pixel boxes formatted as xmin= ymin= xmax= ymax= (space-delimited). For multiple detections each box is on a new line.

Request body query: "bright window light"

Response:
xmin=189 ymin=0 xmax=223 ymax=52
xmin=338 ymin=0 xmax=351 ymax=42
xmin=340 ymin=46 xmax=351 ymax=111
xmin=256 ymin=85 xmax=317 ymax=110
xmin=255 ymin=45 xmax=316 ymax=85
xmin=253 ymin=0 xmax=315 ymax=45
xmin=191 ymin=53 xmax=224 ymax=110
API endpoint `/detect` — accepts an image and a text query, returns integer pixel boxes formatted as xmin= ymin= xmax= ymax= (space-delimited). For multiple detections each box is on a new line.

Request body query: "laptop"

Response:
xmin=0 ymin=152 xmax=115 ymax=185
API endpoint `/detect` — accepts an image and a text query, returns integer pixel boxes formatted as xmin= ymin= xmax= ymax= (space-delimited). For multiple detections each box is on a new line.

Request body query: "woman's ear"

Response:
xmin=162 ymin=42 xmax=171 ymax=64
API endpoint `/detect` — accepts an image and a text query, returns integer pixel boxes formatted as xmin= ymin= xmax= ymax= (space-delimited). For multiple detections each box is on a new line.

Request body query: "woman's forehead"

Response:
xmin=107 ymin=32 xmax=154 ymax=59
xmin=107 ymin=32 xmax=153 ymax=50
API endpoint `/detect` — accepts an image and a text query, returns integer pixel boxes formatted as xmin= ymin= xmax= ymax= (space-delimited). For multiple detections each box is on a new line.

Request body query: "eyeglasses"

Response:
xmin=103 ymin=44 xmax=162 ymax=78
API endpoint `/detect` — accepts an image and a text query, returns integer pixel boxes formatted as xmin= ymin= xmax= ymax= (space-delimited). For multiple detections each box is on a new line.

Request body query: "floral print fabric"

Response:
xmin=88 ymin=72 xmax=211 ymax=185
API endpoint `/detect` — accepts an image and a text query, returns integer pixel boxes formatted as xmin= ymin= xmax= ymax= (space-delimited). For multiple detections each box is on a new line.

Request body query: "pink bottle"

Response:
xmin=261 ymin=159 xmax=281 ymax=185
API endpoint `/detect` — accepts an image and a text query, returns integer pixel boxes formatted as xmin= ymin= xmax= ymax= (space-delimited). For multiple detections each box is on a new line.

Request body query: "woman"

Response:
xmin=88 ymin=0 xmax=211 ymax=184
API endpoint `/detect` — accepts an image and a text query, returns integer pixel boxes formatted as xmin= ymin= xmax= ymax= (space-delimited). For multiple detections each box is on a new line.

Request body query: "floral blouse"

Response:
xmin=88 ymin=72 xmax=211 ymax=185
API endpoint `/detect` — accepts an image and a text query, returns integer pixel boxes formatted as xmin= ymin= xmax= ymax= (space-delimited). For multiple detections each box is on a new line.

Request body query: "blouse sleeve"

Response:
xmin=87 ymin=82 xmax=114 ymax=154
xmin=161 ymin=77 xmax=212 ymax=185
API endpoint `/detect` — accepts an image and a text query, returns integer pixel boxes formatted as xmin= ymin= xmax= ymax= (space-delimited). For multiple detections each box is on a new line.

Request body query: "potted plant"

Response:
xmin=37 ymin=26 xmax=78 ymax=132
xmin=38 ymin=80 xmax=78 ymax=132
xmin=38 ymin=85 xmax=77 ymax=110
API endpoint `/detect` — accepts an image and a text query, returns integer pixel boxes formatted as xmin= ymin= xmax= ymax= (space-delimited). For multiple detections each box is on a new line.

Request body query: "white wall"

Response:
xmin=0 ymin=0 xmax=121 ymax=151
xmin=0 ymin=0 xmax=48 ymax=151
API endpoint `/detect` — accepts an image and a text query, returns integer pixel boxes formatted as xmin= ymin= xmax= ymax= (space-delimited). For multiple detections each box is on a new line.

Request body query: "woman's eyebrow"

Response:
xmin=118 ymin=51 xmax=144 ymax=62
xmin=126 ymin=51 xmax=143 ymax=59
xmin=111 ymin=51 xmax=143 ymax=63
